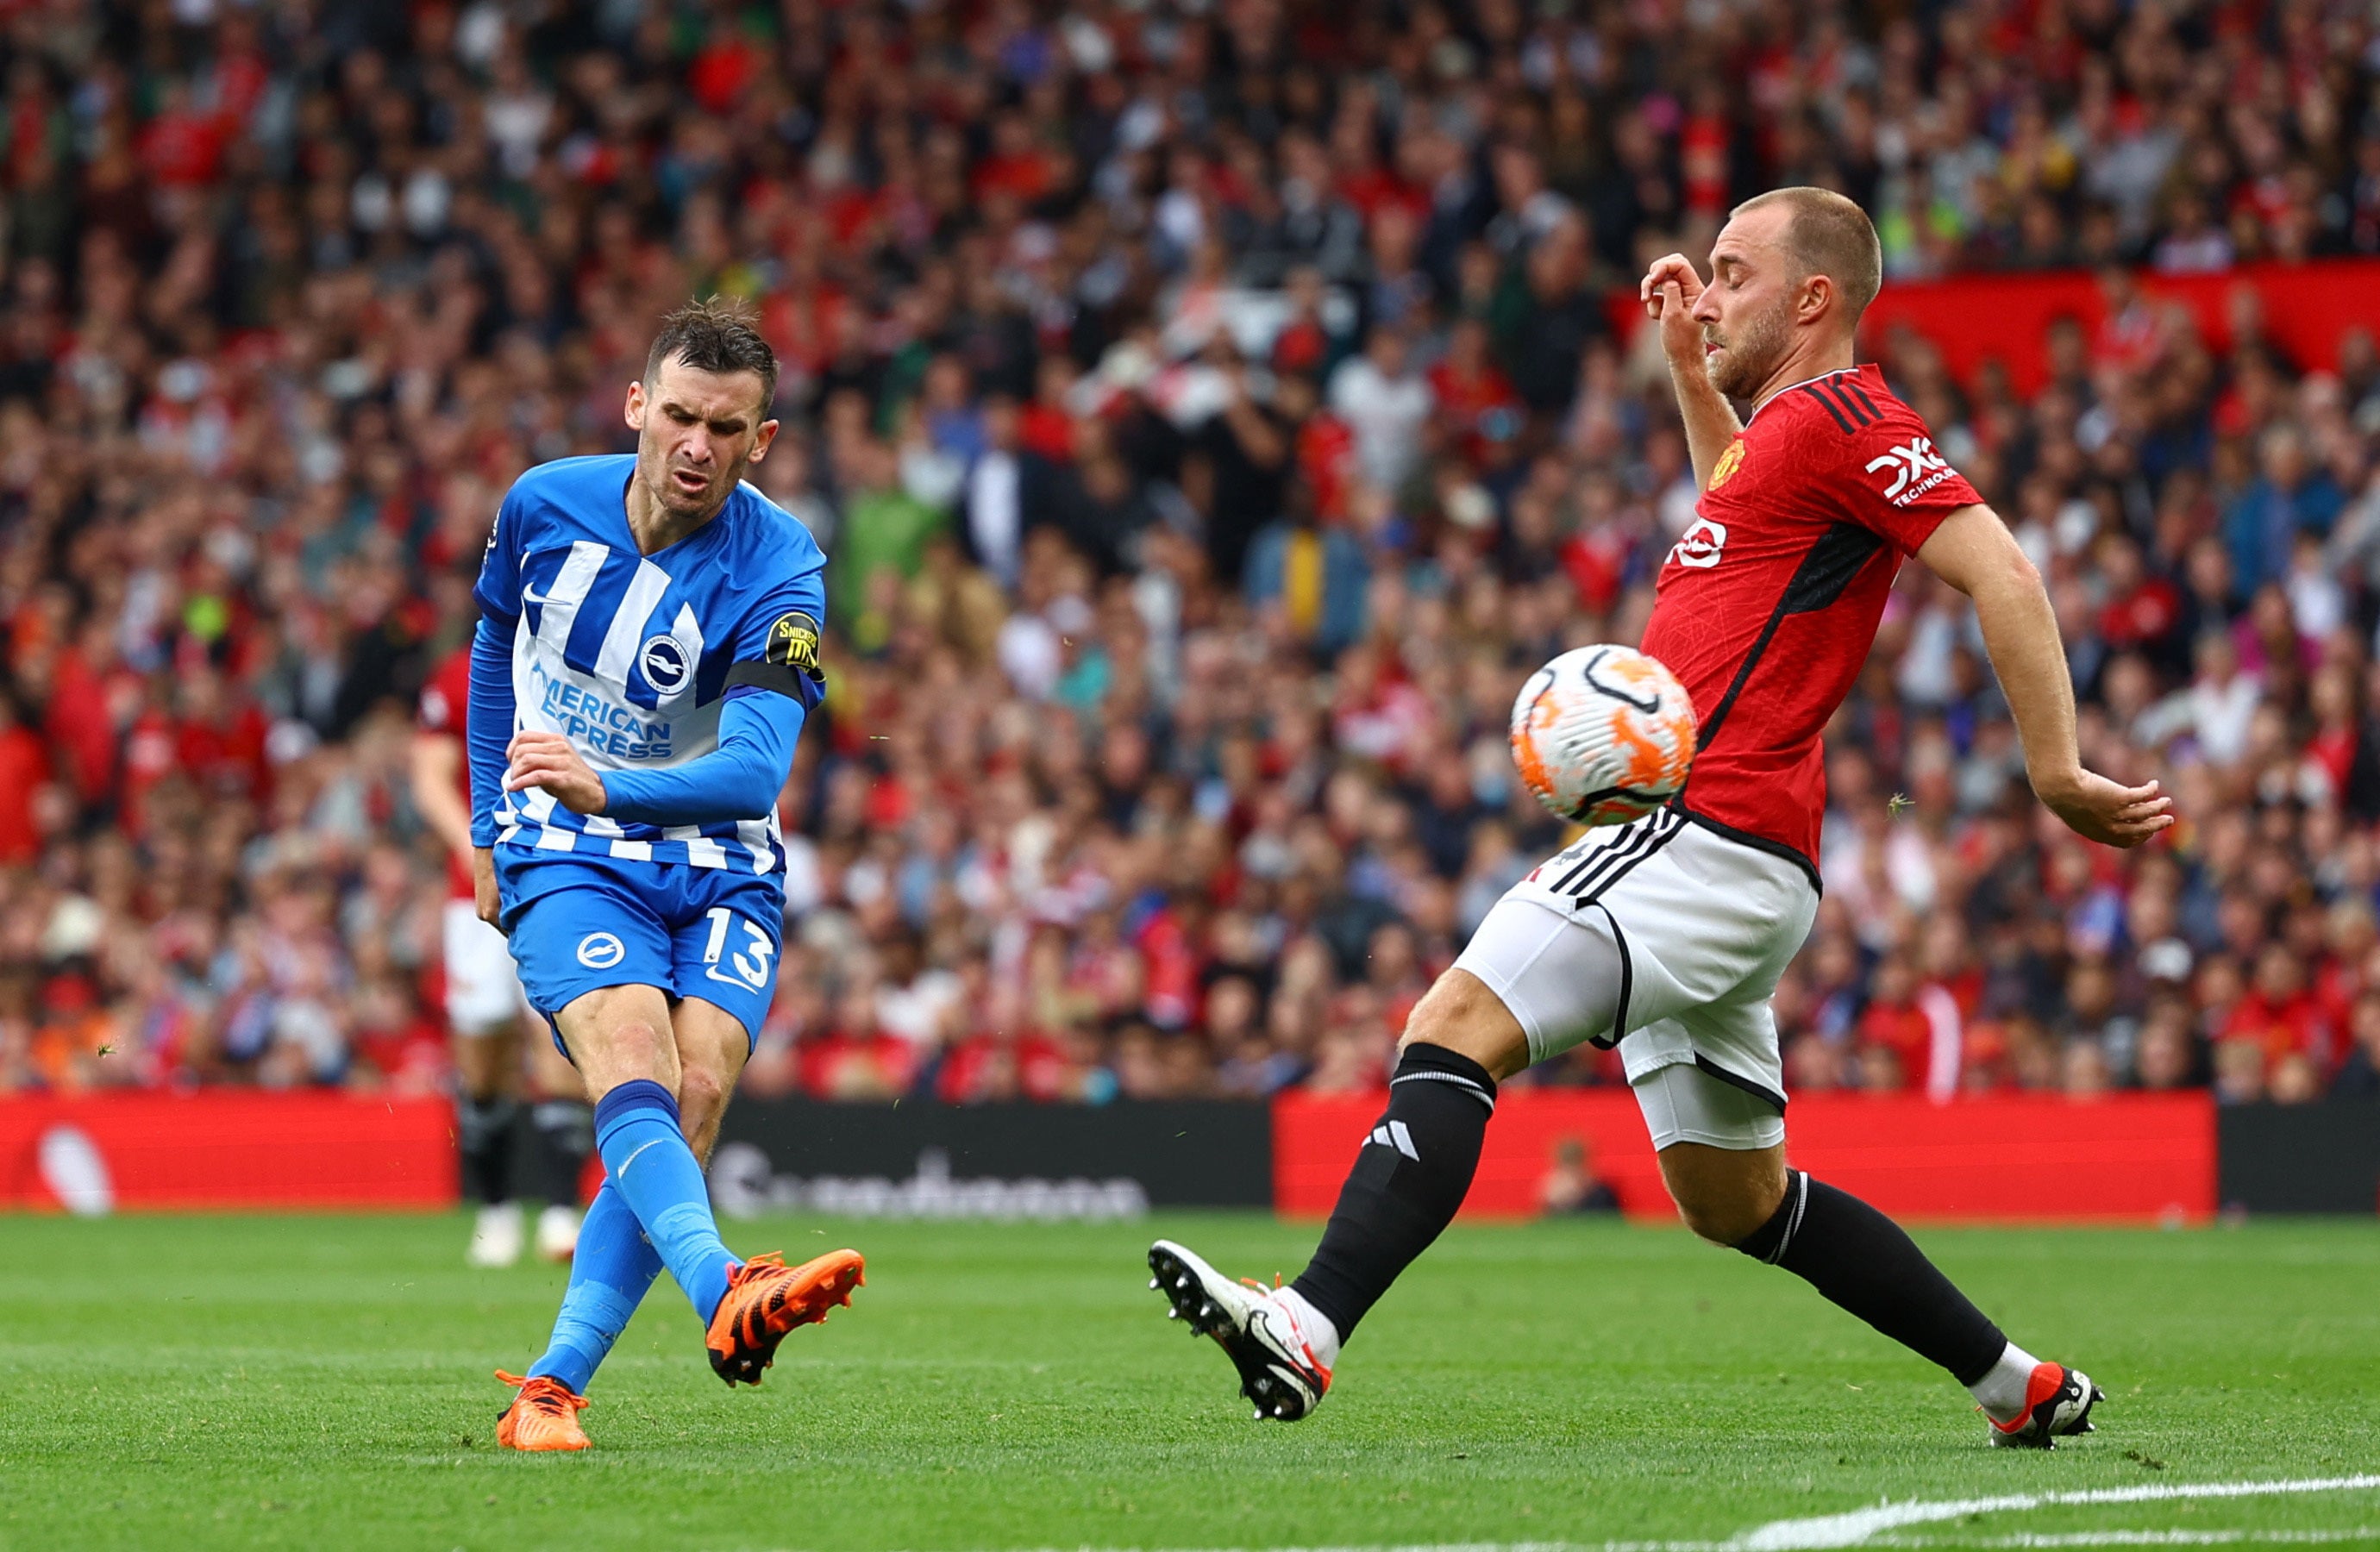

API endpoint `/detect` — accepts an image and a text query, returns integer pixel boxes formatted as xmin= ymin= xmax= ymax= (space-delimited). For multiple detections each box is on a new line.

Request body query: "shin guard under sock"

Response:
xmin=457 ymin=1095 xmax=520 ymax=1206
xmin=1736 ymin=1169 xmax=2007 ymax=1385
xmin=1289 ymin=1043 xmax=1497 ymax=1342
xmin=592 ymin=1080 xmax=736 ymax=1324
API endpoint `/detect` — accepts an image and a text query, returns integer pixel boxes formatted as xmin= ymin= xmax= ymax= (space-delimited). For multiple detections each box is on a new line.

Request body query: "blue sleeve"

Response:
xmin=467 ymin=616 xmax=515 ymax=847
xmin=718 ymin=570 xmax=829 ymax=710
xmin=600 ymin=692 xmax=805 ymax=826
xmin=473 ymin=485 xmax=528 ymax=624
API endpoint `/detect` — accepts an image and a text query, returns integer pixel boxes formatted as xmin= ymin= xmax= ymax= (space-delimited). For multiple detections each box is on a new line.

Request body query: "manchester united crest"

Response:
xmin=1709 ymin=439 xmax=1746 ymax=490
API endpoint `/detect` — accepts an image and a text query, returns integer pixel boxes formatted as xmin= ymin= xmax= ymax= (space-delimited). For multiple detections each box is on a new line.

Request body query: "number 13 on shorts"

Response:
xmin=670 ymin=892 xmax=783 ymax=1047
xmin=700 ymin=906 xmax=775 ymax=992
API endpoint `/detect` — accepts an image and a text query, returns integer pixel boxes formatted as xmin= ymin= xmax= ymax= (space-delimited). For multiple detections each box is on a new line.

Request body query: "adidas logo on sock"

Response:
xmin=1368 ymin=1120 xmax=1420 ymax=1160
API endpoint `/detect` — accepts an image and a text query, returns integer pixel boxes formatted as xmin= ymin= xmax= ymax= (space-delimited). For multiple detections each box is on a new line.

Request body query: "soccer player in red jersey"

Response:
xmin=1149 ymin=188 xmax=2173 ymax=1447
xmin=413 ymin=634 xmax=594 ymax=1267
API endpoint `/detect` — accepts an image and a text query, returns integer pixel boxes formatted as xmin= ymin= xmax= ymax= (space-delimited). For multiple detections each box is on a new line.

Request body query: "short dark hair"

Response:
xmin=1732 ymin=186 xmax=1883 ymax=318
xmin=644 ymin=297 xmax=778 ymax=414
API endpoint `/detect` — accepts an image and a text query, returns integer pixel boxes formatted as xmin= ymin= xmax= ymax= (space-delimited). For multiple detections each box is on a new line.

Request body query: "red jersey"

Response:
xmin=418 ymin=646 xmax=477 ymax=901
xmin=1641 ymin=366 xmax=1980 ymax=874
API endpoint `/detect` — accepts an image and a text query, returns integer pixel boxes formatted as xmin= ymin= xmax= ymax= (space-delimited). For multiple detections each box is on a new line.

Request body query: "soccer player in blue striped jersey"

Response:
xmin=474 ymin=300 xmax=863 ymax=1452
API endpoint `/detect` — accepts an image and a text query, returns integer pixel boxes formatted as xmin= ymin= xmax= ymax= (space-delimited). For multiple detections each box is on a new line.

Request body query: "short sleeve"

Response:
xmin=1837 ymin=409 xmax=1982 ymax=555
xmin=472 ymin=485 xmax=528 ymax=623
xmin=723 ymin=568 xmax=830 ymax=710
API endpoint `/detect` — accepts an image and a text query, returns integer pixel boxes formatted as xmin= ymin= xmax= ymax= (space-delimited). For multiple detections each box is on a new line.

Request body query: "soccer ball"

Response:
xmin=1509 ymin=646 xmax=1699 ymax=826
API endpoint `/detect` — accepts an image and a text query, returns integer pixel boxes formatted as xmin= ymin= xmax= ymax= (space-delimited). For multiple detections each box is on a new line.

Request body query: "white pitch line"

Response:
xmin=1738 ymin=1475 xmax=2380 ymax=1550
xmin=1017 ymin=1473 xmax=2380 ymax=1552
xmin=1012 ymin=1534 xmax=2377 ymax=1552
xmin=1873 ymin=1532 xmax=2380 ymax=1547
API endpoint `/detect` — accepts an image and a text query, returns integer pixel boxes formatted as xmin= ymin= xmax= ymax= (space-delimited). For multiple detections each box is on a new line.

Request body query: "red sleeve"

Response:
xmin=419 ymin=648 xmax=470 ymax=734
xmin=1832 ymin=404 xmax=1982 ymax=555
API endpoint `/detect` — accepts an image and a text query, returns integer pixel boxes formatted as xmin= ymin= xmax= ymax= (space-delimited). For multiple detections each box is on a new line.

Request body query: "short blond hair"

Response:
xmin=1732 ymin=186 xmax=1882 ymax=318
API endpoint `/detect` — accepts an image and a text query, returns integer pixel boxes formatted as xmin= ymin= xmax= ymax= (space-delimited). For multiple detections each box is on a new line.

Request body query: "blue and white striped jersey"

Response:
xmin=471 ymin=454 xmax=827 ymax=876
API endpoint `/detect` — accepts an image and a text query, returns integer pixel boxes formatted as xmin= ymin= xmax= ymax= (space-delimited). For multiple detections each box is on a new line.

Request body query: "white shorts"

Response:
xmin=443 ymin=898 xmax=531 ymax=1035
xmin=1452 ymin=808 xmax=1819 ymax=1150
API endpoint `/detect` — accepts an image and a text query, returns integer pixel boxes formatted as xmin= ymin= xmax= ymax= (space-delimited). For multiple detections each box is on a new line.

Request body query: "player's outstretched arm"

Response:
xmin=1640 ymin=253 xmax=1743 ymax=491
xmin=1917 ymin=504 xmax=2175 ymax=848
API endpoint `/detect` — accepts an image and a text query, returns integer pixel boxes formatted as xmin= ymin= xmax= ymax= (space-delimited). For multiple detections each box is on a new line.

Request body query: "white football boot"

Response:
xmin=535 ymin=1204 xmax=582 ymax=1263
xmin=1986 ymin=1361 xmax=2104 ymax=1449
xmin=466 ymin=1202 xmax=524 ymax=1269
xmin=1148 ymin=1239 xmax=1332 ymax=1421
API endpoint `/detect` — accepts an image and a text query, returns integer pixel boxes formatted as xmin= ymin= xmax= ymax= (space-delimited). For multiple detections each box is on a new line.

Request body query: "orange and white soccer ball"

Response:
xmin=1509 ymin=646 xmax=1698 ymax=826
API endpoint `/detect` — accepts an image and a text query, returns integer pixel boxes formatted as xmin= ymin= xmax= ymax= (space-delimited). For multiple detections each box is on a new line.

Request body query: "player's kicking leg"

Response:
xmin=494 ymin=879 xmax=861 ymax=1449
xmin=500 ymin=1000 xmax=816 ymax=1446
xmin=1152 ymin=860 xmax=2099 ymax=1447
xmin=497 ymin=986 xmax=862 ymax=1438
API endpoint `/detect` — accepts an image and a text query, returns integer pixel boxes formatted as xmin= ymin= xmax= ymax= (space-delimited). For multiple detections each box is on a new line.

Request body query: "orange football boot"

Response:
xmin=494 ymin=1370 xmax=592 ymax=1451
xmin=704 ymin=1248 xmax=866 ymax=1386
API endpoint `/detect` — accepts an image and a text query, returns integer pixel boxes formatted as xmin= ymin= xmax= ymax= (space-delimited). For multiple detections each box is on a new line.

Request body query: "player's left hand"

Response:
xmin=504 ymin=730 xmax=609 ymax=816
xmin=2036 ymin=768 xmax=2174 ymax=848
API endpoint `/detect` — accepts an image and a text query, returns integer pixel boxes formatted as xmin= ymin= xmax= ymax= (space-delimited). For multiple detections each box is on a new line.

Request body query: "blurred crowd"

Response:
xmin=2 ymin=0 xmax=2378 ymax=1109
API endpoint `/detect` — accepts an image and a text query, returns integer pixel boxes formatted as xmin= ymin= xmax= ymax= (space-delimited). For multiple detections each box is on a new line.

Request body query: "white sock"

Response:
xmin=1271 ymin=1286 xmax=1342 ymax=1369
xmin=1966 ymin=1341 xmax=2045 ymax=1422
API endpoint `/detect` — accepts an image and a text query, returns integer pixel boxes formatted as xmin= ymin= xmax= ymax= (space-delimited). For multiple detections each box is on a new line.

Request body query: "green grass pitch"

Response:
xmin=2 ymin=1211 xmax=2376 ymax=1550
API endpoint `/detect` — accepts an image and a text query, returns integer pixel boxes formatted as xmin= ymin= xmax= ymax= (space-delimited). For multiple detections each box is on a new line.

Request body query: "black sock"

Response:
xmin=529 ymin=1098 xmax=595 ymax=1208
xmin=1289 ymin=1043 xmax=1496 ymax=1342
xmin=1737 ymin=1170 xmax=2007 ymax=1385
xmin=457 ymin=1095 xmax=520 ymax=1207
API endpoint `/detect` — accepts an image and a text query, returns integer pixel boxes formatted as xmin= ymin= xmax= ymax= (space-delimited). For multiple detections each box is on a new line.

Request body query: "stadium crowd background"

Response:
xmin=2 ymin=0 xmax=2379 ymax=1111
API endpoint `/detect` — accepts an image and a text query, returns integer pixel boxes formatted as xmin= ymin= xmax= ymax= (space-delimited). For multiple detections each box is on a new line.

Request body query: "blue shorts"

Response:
xmin=497 ymin=849 xmax=784 ymax=1054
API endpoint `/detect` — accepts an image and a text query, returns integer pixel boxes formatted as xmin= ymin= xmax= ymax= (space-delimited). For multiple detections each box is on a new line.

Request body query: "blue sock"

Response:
xmin=591 ymin=1080 xmax=736 ymax=1324
xmin=526 ymin=1181 xmax=663 ymax=1394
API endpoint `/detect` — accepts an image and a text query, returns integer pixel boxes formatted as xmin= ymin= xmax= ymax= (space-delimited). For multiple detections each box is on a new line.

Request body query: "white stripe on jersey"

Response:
xmin=660 ymin=602 xmax=705 ymax=713
xmin=498 ymin=535 xmax=781 ymax=878
xmin=536 ymin=542 xmax=608 ymax=648
xmin=592 ymin=559 xmax=673 ymax=686
xmin=737 ymin=817 xmax=776 ymax=875
xmin=586 ymin=812 xmax=654 ymax=860
xmin=668 ymin=823 xmax=730 ymax=868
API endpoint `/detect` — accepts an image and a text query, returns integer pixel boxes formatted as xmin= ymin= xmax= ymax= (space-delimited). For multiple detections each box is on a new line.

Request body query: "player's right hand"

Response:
xmin=504 ymin=729 xmax=610 ymax=816
xmin=1638 ymin=253 xmax=1707 ymax=372
xmin=2036 ymin=770 xmax=2175 ymax=848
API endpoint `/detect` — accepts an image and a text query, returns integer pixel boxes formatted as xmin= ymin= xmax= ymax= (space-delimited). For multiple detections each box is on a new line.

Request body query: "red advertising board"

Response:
xmin=1274 ymin=1089 xmax=2217 ymax=1224
xmin=0 ymin=1088 xmax=2224 ymax=1220
xmin=1607 ymin=257 xmax=2380 ymax=397
xmin=0 ymin=1092 xmax=456 ymax=1211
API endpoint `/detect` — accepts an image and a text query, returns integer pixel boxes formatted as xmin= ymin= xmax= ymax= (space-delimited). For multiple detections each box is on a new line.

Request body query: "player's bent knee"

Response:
xmin=575 ymin=1017 xmax=679 ymax=1094
xmin=1400 ymin=969 xmax=1531 ymax=1081
xmin=1659 ymin=1142 xmax=1788 ymax=1247
xmin=677 ymin=1061 xmax=727 ymax=1118
xmin=1672 ymin=1192 xmax=1763 ymax=1247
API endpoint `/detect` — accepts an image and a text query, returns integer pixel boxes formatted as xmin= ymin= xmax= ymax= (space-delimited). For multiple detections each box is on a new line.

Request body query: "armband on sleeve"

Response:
xmin=725 ymin=609 xmax=826 ymax=709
